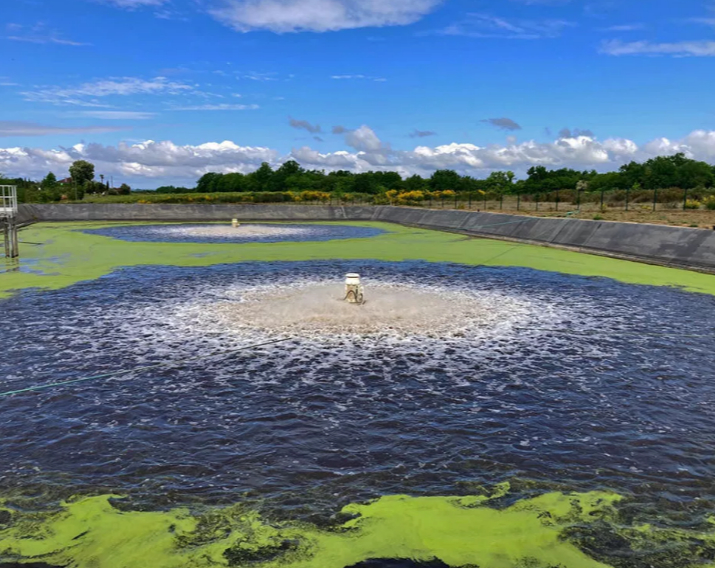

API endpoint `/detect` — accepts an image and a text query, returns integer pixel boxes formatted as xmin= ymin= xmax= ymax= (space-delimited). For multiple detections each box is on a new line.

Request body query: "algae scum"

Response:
xmin=2 ymin=223 xmax=715 ymax=567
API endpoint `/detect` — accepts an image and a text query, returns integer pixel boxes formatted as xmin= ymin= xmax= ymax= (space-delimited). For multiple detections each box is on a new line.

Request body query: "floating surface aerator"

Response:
xmin=345 ymin=273 xmax=365 ymax=304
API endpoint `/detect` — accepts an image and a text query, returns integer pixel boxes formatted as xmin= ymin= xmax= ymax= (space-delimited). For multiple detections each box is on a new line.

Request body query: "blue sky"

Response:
xmin=1 ymin=0 xmax=714 ymax=187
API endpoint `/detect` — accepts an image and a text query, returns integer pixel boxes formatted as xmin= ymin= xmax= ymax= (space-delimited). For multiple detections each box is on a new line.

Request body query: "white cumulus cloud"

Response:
xmin=2 ymin=130 xmax=715 ymax=185
xmin=209 ymin=0 xmax=443 ymax=33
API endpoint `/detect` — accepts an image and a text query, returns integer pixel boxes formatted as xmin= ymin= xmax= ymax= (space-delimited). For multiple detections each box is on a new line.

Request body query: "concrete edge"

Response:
xmin=389 ymin=220 xmax=715 ymax=275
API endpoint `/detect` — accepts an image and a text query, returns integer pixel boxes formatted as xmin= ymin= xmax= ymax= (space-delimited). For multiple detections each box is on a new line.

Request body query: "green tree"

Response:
xmin=270 ymin=160 xmax=304 ymax=191
xmin=69 ymin=160 xmax=95 ymax=187
xmin=588 ymin=173 xmax=619 ymax=192
xmin=353 ymin=173 xmax=379 ymax=194
xmin=249 ymin=162 xmax=274 ymax=192
xmin=404 ymin=175 xmax=427 ymax=192
xmin=118 ymin=183 xmax=131 ymax=195
xmin=485 ymin=171 xmax=515 ymax=194
xmin=429 ymin=169 xmax=460 ymax=191
xmin=41 ymin=172 xmax=58 ymax=188
xmin=196 ymin=172 xmax=223 ymax=193
xmin=619 ymin=161 xmax=647 ymax=189
xmin=84 ymin=181 xmax=106 ymax=194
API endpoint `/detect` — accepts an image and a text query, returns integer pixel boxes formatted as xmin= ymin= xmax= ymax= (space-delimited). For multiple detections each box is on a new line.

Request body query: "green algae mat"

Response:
xmin=2 ymin=221 xmax=715 ymax=299
xmin=3 ymin=485 xmax=715 ymax=568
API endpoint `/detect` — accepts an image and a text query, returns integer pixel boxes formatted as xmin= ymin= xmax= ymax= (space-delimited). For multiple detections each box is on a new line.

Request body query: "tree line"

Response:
xmin=1 ymin=160 xmax=131 ymax=203
xmin=4 ymin=153 xmax=715 ymax=203
xmin=164 ymin=153 xmax=715 ymax=197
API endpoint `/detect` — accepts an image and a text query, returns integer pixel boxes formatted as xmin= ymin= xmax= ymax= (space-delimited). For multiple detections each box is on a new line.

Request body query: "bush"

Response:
xmin=291 ymin=191 xmax=331 ymax=203
xmin=705 ymin=197 xmax=715 ymax=211
xmin=684 ymin=199 xmax=701 ymax=210
xmin=387 ymin=190 xmax=427 ymax=205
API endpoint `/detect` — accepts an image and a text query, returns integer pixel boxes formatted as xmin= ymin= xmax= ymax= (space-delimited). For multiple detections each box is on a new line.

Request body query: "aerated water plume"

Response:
xmin=182 ymin=282 xmax=531 ymax=336
xmin=1 ymin=260 xmax=715 ymax=531
xmin=81 ymin=223 xmax=386 ymax=243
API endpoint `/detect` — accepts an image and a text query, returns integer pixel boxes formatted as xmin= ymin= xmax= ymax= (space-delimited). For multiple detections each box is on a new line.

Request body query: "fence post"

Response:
xmin=625 ymin=187 xmax=629 ymax=211
xmin=500 ymin=193 xmax=503 ymax=210
xmin=653 ymin=188 xmax=657 ymax=212
xmin=556 ymin=190 xmax=559 ymax=212
xmin=455 ymin=193 xmax=458 ymax=209
xmin=683 ymin=188 xmax=688 ymax=210
xmin=600 ymin=188 xmax=605 ymax=211
xmin=484 ymin=192 xmax=487 ymax=211
xmin=468 ymin=192 xmax=472 ymax=209
xmin=517 ymin=194 xmax=521 ymax=211
xmin=577 ymin=189 xmax=581 ymax=211
xmin=536 ymin=193 xmax=539 ymax=212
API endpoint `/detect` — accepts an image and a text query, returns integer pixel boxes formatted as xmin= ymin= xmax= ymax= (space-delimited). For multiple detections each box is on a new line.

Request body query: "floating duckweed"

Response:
xmin=0 ymin=487 xmax=621 ymax=568
xmin=5 ymin=487 xmax=715 ymax=567
xmin=4 ymin=221 xmax=715 ymax=299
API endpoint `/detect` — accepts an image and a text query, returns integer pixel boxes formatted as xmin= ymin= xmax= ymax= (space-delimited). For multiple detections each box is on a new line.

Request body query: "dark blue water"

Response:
xmin=1 ymin=261 xmax=715 ymax=523
xmin=81 ymin=223 xmax=386 ymax=243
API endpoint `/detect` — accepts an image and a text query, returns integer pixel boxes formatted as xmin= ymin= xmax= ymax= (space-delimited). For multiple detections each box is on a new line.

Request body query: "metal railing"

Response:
xmin=0 ymin=185 xmax=18 ymax=218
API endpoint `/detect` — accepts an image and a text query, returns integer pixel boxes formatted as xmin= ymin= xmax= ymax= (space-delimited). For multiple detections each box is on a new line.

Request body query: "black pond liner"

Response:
xmin=80 ymin=223 xmax=387 ymax=244
xmin=1 ymin=260 xmax=715 ymax=526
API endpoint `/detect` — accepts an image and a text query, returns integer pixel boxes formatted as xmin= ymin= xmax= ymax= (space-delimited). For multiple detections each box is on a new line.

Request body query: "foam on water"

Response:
xmin=171 ymin=280 xmax=534 ymax=337
xmin=81 ymin=223 xmax=387 ymax=243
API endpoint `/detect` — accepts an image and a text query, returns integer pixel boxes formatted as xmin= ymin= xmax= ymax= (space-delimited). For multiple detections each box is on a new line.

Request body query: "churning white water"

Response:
xmin=81 ymin=223 xmax=387 ymax=244
xmin=174 ymin=281 xmax=533 ymax=337
xmin=152 ymin=224 xmax=314 ymax=239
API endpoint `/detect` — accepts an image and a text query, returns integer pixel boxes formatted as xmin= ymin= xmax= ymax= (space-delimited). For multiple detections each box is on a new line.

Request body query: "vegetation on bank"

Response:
xmin=1 ymin=160 xmax=131 ymax=203
xmin=179 ymin=153 xmax=715 ymax=195
xmin=3 ymin=152 xmax=715 ymax=209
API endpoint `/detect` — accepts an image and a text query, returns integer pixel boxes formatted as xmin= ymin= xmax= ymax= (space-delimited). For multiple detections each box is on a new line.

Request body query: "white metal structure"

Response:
xmin=0 ymin=185 xmax=17 ymax=218
xmin=1 ymin=185 xmax=19 ymax=258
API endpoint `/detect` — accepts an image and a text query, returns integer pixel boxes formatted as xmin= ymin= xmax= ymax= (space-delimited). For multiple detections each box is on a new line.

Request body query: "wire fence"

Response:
xmin=40 ymin=187 xmax=715 ymax=211
xmin=332 ymin=187 xmax=715 ymax=212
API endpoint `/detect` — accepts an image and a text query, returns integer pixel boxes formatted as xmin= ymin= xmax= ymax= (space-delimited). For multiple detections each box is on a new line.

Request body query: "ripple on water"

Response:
xmin=1 ymin=261 xmax=715 ymax=517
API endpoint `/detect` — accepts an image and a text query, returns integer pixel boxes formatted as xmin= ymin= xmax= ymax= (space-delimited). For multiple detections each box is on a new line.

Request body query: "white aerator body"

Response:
xmin=344 ymin=273 xmax=364 ymax=304
xmin=232 ymin=219 xmax=240 ymax=228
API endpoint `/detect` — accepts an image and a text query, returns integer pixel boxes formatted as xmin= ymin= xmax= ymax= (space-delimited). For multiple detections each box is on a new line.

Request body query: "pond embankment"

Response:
xmin=17 ymin=203 xmax=715 ymax=272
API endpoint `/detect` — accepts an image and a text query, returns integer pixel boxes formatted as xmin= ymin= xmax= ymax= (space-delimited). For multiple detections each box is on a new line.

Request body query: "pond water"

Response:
xmin=80 ymin=223 xmax=387 ymax=244
xmin=2 ymin=260 xmax=715 ymax=537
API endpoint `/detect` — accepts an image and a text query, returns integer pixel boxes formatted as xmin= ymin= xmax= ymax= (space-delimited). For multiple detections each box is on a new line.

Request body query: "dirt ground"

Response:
xmin=510 ymin=208 xmax=715 ymax=229
xmin=426 ymin=200 xmax=715 ymax=229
